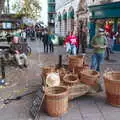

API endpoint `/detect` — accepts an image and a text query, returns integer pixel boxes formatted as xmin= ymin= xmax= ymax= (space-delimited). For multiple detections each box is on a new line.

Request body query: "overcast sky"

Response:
xmin=8 ymin=0 xmax=48 ymax=25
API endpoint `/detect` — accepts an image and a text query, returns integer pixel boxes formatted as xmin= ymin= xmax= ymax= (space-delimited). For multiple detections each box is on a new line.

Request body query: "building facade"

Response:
xmin=89 ymin=0 xmax=120 ymax=51
xmin=48 ymin=0 xmax=56 ymax=32
xmin=55 ymin=0 xmax=80 ymax=37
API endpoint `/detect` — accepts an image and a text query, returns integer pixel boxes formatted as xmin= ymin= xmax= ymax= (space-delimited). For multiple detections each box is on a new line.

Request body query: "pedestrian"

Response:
xmin=64 ymin=31 xmax=71 ymax=54
xmin=48 ymin=31 xmax=54 ymax=52
xmin=105 ymin=32 xmax=111 ymax=60
xmin=10 ymin=36 xmax=28 ymax=68
xmin=81 ymin=27 xmax=87 ymax=53
xmin=67 ymin=31 xmax=79 ymax=55
xmin=90 ymin=28 xmax=107 ymax=72
xmin=42 ymin=29 xmax=49 ymax=53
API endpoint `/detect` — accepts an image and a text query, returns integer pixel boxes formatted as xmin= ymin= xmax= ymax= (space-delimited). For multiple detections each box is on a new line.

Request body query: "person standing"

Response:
xmin=64 ymin=31 xmax=71 ymax=54
xmin=42 ymin=29 xmax=49 ymax=53
xmin=81 ymin=27 xmax=87 ymax=53
xmin=67 ymin=31 xmax=79 ymax=55
xmin=91 ymin=28 xmax=107 ymax=72
xmin=48 ymin=32 xmax=54 ymax=52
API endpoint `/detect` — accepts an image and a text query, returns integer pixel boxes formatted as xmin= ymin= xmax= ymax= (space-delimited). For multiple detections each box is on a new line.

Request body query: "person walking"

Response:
xmin=48 ymin=32 xmax=54 ymax=52
xmin=91 ymin=28 xmax=107 ymax=72
xmin=42 ymin=29 xmax=49 ymax=53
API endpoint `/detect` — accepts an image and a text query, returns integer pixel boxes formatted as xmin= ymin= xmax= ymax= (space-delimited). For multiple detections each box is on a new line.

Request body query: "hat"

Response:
xmin=98 ymin=28 xmax=104 ymax=32
xmin=46 ymin=72 xmax=60 ymax=87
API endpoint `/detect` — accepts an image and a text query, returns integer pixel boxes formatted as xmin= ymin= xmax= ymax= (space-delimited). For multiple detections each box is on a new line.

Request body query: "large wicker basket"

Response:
xmin=80 ymin=70 xmax=100 ymax=86
xmin=45 ymin=86 xmax=68 ymax=117
xmin=68 ymin=55 xmax=84 ymax=71
xmin=104 ymin=71 xmax=120 ymax=106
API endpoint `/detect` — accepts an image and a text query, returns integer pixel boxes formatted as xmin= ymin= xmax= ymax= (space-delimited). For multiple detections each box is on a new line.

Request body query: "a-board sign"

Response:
xmin=30 ymin=85 xmax=45 ymax=120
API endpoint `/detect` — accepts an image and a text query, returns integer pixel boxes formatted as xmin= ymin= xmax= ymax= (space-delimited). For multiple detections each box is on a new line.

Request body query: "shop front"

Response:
xmin=89 ymin=2 xmax=120 ymax=51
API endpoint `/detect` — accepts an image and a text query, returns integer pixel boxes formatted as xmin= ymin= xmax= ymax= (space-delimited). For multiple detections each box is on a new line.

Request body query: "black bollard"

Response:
xmin=58 ymin=55 xmax=62 ymax=68
xmin=1 ymin=57 xmax=5 ymax=79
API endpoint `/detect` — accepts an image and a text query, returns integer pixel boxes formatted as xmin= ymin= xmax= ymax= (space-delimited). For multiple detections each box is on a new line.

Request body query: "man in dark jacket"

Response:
xmin=10 ymin=36 xmax=28 ymax=68
xmin=42 ymin=29 xmax=49 ymax=53
xmin=81 ymin=27 xmax=87 ymax=53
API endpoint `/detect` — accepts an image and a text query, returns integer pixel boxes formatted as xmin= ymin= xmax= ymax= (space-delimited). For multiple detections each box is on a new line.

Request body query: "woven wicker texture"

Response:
xmin=42 ymin=66 xmax=56 ymax=78
xmin=63 ymin=73 xmax=80 ymax=86
xmin=68 ymin=55 xmax=84 ymax=71
xmin=68 ymin=83 xmax=89 ymax=100
xmin=45 ymin=86 xmax=68 ymax=117
xmin=80 ymin=70 xmax=100 ymax=86
xmin=104 ymin=71 xmax=120 ymax=106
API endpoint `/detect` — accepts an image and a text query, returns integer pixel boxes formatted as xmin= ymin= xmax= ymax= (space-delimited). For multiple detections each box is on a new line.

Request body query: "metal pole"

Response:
xmin=1 ymin=57 xmax=5 ymax=79
xmin=7 ymin=0 xmax=9 ymax=14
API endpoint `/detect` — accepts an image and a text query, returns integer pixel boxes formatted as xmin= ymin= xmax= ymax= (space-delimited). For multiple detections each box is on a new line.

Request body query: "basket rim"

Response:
xmin=104 ymin=71 xmax=120 ymax=82
xmin=45 ymin=86 xmax=68 ymax=97
xmin=80 ymin=70 xmax=100 ymax=77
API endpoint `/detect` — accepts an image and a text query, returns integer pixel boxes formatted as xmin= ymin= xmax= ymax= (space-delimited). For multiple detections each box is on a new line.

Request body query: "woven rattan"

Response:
xmin=45 ymin=86 xmax=68 ymax=117
xmin=104 ymin=71 xmax=120 ymax=106
xmin=80 ymin=69 xmax=100 ymax=86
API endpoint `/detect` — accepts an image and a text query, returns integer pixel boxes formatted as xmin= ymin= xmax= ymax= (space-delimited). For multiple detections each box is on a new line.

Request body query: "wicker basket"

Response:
xmin=80 ymin=70 xmax=100 ymax=86
xmin=42 ymin=66 xmax=56 ymax=78
xmin=104 ymin=71 xmax=120 ymax=106
xmin=63 ymin=74 xmax=80 ymax=86
xmin=68 ymin=55 xmax=84 ymax=71
xmin=68 ymin=83 xmax=89 ymax=100
xmin=45 ymin=86 xmax=68 ymax=117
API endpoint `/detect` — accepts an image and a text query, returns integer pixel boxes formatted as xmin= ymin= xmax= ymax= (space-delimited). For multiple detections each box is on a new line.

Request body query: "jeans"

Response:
xmin=91 ymin=53 xmax=104 ymax=72
xmin=66 ymin=43 xmax=71 ymax=53
xmin=71 ymin=45 xmax=77 ymax=55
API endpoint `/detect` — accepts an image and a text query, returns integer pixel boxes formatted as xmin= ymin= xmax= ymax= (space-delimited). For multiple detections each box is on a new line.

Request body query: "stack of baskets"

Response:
xmin=68 ymin=55 xmax=84 ymax=73
xmin=63 ymin=73 xmax=89 ymax=100
xmin=104 ymin=71 xmax=120 ymax=106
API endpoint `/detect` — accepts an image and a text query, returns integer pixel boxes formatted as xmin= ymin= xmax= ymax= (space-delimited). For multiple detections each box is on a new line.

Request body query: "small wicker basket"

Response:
xmin=80 ymin=69 xmax=100 ymax=86
xmin=45 ymin=86 xmax=68 ymax=117
xmin=42 ymin=66 xmax=56 ymax=78
xmin=63 ymin=73 xmax=80 ymax=86
xmin=104 ymin=71 xmax=120 ymax=106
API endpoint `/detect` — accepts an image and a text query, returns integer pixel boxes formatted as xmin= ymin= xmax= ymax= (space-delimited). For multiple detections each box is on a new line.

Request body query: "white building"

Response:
xmin=55 ymin=0 xmax=80 ymax=36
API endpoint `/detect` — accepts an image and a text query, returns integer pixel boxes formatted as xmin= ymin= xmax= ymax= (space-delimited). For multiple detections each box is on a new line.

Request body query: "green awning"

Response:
xmin=63 ymin=12 xmax=67 ymax=20
xmin=68 ymin=9 xmax=74 ymax=19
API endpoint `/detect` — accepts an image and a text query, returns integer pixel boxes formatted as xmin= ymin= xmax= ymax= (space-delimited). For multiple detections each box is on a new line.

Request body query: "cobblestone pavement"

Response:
xmin=0 ymin=39 xmax=120 ymax=120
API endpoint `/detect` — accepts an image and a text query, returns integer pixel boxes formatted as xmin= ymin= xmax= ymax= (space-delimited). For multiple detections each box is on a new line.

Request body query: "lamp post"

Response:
xmin=7 ymin=0 xmax=9 ymax=14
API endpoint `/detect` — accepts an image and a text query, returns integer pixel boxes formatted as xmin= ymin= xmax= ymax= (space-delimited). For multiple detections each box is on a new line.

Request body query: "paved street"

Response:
xmin=0 ymin=39 xmax=120 ymax=120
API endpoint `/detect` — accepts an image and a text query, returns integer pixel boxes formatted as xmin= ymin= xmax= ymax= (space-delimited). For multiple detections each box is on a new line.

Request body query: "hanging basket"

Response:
xmin=45 ymin=86 xmax=68 ymax=117
xmin=104 ymin=71 xmax=120 ymax=106
xmin=68 ymin=55 xmax=84 ymax=71
xmin=80 ymin=70 xmax=100 ymax=86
